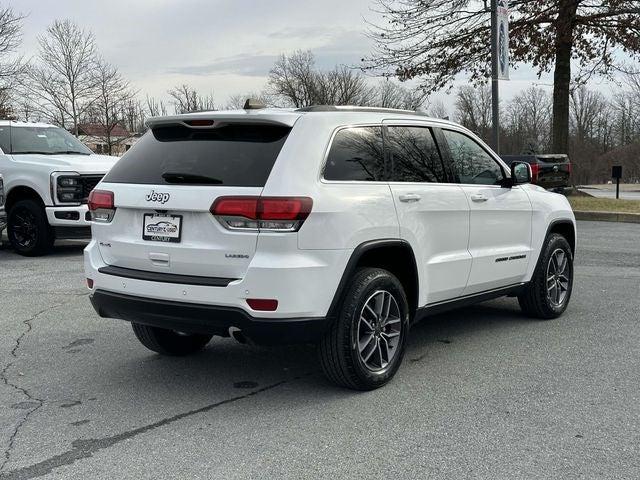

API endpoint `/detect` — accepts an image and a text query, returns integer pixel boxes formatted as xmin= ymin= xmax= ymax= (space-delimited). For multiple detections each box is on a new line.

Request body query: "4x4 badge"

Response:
xmin=146 ymin=190 xmax=170 ymax=204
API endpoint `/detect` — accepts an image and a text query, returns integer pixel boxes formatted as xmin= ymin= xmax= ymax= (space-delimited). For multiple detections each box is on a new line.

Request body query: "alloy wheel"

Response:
xmin=357 ymin=290 xmax=402 ymax=372
xmin=546 ymin=248 xmax=570 ymax=307
xmin=10 ymin=207 xmax=38 ymax=249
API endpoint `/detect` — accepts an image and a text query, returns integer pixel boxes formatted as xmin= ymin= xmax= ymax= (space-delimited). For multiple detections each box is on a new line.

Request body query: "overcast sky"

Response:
xmin=8 ymin=0 xmax=619 ymax=113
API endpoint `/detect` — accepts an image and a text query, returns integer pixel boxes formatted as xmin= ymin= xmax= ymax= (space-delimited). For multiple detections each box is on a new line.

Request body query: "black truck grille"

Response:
xmin=80 ymin=175 xmax=104 ymax=203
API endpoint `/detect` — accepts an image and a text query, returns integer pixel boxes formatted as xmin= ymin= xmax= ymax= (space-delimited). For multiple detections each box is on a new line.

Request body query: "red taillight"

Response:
xmin=88 ymin=189 xmax=115 ymax=223
xmin=530 ymin=164 xmax=540 ymax=183
xmin=246 ymin=299 xmax=278 ymax=311
xmin=88 ymin=190 xmax=114 ymax=210
xmin=260 ymin=198 xmax=312 ymax=220
xmin=212 ymin=197 xmax=260 ymax=219
xmin=567 ymin=163 xmax=572 ymax=175
xmin=211 ymin=196 xmax=312 ymax=231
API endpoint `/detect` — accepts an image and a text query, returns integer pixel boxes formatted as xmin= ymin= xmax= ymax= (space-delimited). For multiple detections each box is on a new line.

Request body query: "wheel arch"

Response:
xmin=547 ymin=219 xmax=576 ymax=256
xmin=5 ymin=185 xmax=45 ymax=212
xmin=328 ymin=239 xmax=419 ymax=318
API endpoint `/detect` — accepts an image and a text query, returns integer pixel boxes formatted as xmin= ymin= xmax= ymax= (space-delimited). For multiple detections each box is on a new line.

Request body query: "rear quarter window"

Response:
xmin=103 ymin=124 xmax=291 ymax=187
xmin=323 ymin=126 xmax=385 ymax=181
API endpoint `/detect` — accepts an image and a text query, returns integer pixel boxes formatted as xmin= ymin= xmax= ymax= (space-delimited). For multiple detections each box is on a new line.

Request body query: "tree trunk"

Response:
xmin=551 ymin=0 xmax=578 ymax=154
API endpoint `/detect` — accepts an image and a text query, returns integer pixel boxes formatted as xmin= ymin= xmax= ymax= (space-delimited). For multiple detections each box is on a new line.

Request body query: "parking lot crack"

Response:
xmin=0 ymin=371 xmax=315 ymax=480
xmin=0 ymin=298 xmax=85 ymax=473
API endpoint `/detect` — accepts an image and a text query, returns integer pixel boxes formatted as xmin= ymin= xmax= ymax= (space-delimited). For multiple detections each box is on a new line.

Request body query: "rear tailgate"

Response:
xmin=537 ymin=155 xmax=571 ymax=188
xmin=92 ymin=118 xmax=295 ymax=280
xmin=94 ymin=183 xmax=261 ymax=279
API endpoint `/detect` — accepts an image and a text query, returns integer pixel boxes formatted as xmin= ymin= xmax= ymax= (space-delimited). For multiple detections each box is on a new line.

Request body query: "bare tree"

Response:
xmin=455 ymin=85 xmax=492 ymax=140
xmin=267 ymin=51 xmax=317 ymax=107
xmin=0 ymin=6 xmax=26 ymax=116
xmin=317 ymin=66 xmax=376 ymax=106
xmin=146 ymin=95 xmax=167 ymax=117
xmin=427 ymin=99 xmax=449 ymax=119
xmin=85 ymin=60 xmax=136 ymax=155
xmin=374 ymin=80 xmax=426 ymax=110
xmin=168 ymin=84 xmax=216 ymax=113
xmin=120 ymin=98 xmax=146 ymax=134
xmin=268 ymin=51 xmax=376 ymax=107
xmin=503 ymin=87 xmax=552 ymax=153
xmin=224 ymin=92 xmax=270 ymax=110
xmin=364 ymin=0 xmax=640 ymax=154
xmin=23 ymin=19 xmax=98 ymax=134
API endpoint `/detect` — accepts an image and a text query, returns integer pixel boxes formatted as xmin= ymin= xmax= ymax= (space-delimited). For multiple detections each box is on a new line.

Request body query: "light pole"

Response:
xmin=485 ymin=0 xmax=500 ymax=153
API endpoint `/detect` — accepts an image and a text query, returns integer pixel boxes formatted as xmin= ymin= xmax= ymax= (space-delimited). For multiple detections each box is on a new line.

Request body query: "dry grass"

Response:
xmin=568 ymin=196 xmax=640 ymax=214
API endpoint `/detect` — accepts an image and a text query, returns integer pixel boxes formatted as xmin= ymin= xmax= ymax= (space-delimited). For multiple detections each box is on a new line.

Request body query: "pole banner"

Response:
xmin=497 ymin=0 xmax=509 ymax=80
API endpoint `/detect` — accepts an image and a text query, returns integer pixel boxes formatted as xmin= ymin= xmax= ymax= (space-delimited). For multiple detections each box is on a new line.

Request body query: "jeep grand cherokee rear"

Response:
xmin=85 ymin=110 xmax=349 ymax=352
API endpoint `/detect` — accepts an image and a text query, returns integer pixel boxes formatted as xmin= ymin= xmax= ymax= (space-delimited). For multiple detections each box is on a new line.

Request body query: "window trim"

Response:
xmin=383 ymin=123 xmax=450 ymax=185
xmin=438 ymin=127 xmax=510 ymax=187
xmin=320 ymin=123 xmax=389 ymax=184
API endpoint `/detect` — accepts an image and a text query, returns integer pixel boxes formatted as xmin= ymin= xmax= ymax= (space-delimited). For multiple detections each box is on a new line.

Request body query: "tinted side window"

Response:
xmin=324 ymin=127 xmax=385 ymax=181
xmin=387 ymin=126 xmax=445 ymax=183
xmin=442 ymin=130 xmax=504 ymax=185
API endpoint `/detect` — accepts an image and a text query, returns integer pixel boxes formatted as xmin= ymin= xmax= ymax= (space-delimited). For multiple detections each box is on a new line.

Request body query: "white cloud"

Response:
xmin=7 ymin=0 xmax=630 ymax=110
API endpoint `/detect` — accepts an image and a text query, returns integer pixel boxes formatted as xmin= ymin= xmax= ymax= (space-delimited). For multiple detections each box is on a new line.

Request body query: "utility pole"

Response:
xmin=490 ymin=0 xmax=500 ymax=153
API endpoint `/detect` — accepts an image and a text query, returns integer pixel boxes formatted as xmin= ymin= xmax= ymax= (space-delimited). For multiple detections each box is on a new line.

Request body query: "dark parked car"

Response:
xmin=501 ymin=154 xmax=571 ymax=190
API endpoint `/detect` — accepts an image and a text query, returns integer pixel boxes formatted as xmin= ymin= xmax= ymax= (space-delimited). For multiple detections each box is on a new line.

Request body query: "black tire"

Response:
xmin=518 ymin=233 xmax=574 ymax=319
xmin=131 ymin=323 xmax=213 ymax=356
xmin=319 ymin=268 xmax=410 ymax=390
xmin=7 ymin=199 xmax=55 ymax=257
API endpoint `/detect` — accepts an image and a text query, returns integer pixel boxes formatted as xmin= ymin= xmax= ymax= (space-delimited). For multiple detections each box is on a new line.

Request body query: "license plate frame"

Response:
xmin=142 ymin=213 xmax=183 ymax=243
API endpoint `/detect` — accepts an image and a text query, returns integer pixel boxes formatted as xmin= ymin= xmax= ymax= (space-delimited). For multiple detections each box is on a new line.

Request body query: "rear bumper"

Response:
xmin=84 ymin=238 xmax=351 ymax=319
xmin=90 ymin=289 xmax=331 ymax=344
xmin=0 ymin=208 xmax=6 ymax=231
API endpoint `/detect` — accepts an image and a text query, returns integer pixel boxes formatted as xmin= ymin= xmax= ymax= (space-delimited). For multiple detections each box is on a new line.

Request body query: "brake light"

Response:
xmin=530 ymin=163 xmax=540 ymax=183
xmin=185 ymin=119 xmax=214 ymax=127
xmin=567 ymin=163 xmax=572 ymax=175
xmin=211 ymin=196 xmax=312 ymax=231
xmin=88 ymin=189 xmax=116 ymax=223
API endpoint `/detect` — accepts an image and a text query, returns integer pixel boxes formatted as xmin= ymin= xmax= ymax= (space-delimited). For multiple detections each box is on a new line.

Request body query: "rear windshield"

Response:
xmin=103 ymin=124 xmax=291 ymax=186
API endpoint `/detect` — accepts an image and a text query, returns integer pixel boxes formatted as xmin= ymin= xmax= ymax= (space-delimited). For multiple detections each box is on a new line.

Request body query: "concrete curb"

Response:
xmin=574 ymin=211 xmax=640 ymax=224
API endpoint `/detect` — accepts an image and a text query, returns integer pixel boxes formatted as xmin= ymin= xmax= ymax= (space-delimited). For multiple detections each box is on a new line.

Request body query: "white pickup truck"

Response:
xmin=0 ymin=120 xmax=118 ymax=256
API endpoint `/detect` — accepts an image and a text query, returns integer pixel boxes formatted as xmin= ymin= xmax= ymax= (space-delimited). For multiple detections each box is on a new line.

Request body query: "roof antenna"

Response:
xmin=243 ymin=98 xmax=266 ymax=110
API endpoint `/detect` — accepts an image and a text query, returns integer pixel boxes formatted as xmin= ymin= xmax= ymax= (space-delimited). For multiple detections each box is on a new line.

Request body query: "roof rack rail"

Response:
xmin=295 ymin=105 xmax=428 ymax=116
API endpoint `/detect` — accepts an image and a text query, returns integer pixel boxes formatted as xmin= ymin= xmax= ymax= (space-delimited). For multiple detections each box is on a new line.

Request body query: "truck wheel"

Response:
xmin=7 ymin=199 xmax=55 ymax=257
xmin=319 ymin=268 xmax=410 ymax=390
xmin=131 ymin=323 xmax=213 ymax=356
xmin=518 ymin=233 xmax=574 ymax=319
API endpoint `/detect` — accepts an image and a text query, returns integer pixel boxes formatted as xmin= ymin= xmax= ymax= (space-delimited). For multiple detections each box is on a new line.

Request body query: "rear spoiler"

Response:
xmin=146 ymin=111 xmax=301 ymax=129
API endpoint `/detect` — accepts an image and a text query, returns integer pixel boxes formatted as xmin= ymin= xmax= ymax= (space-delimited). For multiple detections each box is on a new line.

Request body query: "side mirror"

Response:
xmin=511 ymin=161 xmax=532 ymax=185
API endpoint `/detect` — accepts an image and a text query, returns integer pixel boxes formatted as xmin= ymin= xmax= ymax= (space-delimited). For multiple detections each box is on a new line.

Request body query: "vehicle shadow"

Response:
xmin=0 ymin=239 xmax=87 ymax=258
xmin=97 ymin=298 xmax=530 ymax=401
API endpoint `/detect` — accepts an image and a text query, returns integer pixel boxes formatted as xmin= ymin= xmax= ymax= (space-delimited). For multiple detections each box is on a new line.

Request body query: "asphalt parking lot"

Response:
xmin=0 ymin=220 xmax=639 ymax=480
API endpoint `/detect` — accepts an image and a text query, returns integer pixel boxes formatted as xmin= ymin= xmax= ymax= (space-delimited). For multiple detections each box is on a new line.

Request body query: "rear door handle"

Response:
xmin=399 ymin=194 xmax=421 ymax=203
xmin=470 ymin=194 xmax=488 ymax=203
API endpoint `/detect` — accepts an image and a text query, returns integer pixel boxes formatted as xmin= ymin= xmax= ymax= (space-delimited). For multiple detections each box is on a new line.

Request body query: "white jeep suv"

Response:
xmin=0 ymin=121 xmax=118 ymax=256
xmin=85 ymin=105 xmax=576 ymax=390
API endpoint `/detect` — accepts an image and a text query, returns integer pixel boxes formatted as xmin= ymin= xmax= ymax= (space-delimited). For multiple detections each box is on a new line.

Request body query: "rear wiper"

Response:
xmin=161 ymin=172 xmax=223 ymax=184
